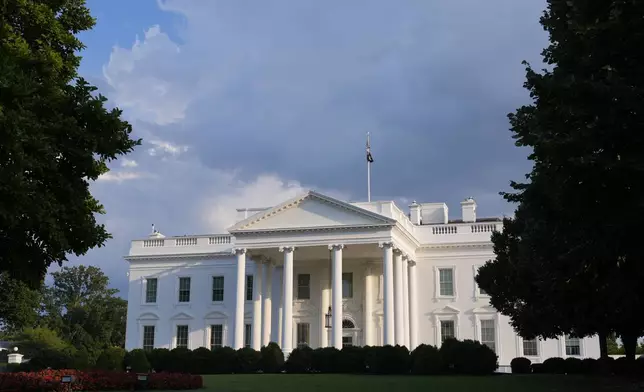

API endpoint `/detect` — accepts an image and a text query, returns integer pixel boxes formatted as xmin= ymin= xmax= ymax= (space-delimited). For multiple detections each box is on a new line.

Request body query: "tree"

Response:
xmin=0 ymin=0 xmax=140 ymax=288
xmin=40 ymin=265 xmax=127 ymax=361
xmin=476 ymin=0 xmax=644 ymax=360
xmin=0 ymin=272 xmax=41 ymax=334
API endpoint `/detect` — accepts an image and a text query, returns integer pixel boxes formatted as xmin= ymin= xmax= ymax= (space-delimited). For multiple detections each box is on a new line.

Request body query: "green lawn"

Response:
xmin=199 ymin=374 xmax=642 ymax=392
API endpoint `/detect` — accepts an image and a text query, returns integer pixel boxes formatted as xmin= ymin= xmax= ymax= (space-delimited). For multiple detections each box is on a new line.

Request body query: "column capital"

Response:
xmin=408 ymin=260 xmax=417 ymax=266
xmin=328 ymin=244 xmax=345 ymax=251
xmin=393 ymin=248 xmax=404 ymax=256
xmin=279 ymin=246 xmax=295 ymax=253
xmin=232 ymin=248 xmax=247 ymax=255
xmin=378 ymin=241 xmax=394 ymax=249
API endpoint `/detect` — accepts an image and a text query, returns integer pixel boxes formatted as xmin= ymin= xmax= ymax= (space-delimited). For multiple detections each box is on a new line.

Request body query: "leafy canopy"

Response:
xmin=476 ymin=0 xmax=644 ymax=355
xmin=0 ymin=0 xmax=140 ymax=287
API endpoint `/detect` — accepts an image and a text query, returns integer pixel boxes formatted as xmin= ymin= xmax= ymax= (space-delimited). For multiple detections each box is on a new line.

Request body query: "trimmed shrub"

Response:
xmin=146 ymin=348 xmax=172 ymax=372
xmin=596 ymin=356 xmax=614 ymax=375
xmin=211 ymin=347 xmax=238 ymax=374
xmin=96 ymin=347 xmax=126 ymax=371
xmin=510 ymin=357 xmax=531 ymax=374
xmin=564 ymin=357 xmax=584 ymax=374
xmin=410 ymin=344 xmax=443 ymax=375
xmin=542 ymin=357 xmax=566 ymax=374
xmin=237 ymin=347 xmax=261 ymax=373
xmin=191 ymin=347 xmax=213 ymax=374
xmin=337 ymin=346 xmax=366 ymax=373
xmin=166 ymin=348 xmax=192 ymax=373
xmin=125 ymin=349 xmax=151 ymax=373
xmin=365 ymin=345 xmax=410 ymax=375
xmin=580 ymin=358 xmax=597 ymax=374
xmin=285 ymin=346 xmax=313 ymax=373
xmin=259 ymin=342 xmax=284 ymax=373
xmin=311 ymin=347 xmax=340 ymax=373
xmin=531 ymin=363 xmax=544 ymax=374
xmin=439 ymin=339 xmax=497 ymax=375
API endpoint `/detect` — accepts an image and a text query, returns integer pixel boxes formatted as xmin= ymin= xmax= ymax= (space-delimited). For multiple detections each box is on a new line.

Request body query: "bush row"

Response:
xmin=134 ymin=338 xmax=497 ymax=375
xmin=0 ymin=369 xmax=202 ymax=391
xmin=511 ymin=356 xmax=644 ymax=376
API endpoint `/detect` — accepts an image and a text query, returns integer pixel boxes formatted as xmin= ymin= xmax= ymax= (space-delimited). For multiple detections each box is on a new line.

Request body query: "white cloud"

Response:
xmin=103 ymin=25 xmax=189 ymax=125
xmin=121 ymin=158 xmax=138 ymax=168
xmin=97 ymin=171 xmax=150 ymax=183
xmin=147 ymin=139 xmax=189 ymax=157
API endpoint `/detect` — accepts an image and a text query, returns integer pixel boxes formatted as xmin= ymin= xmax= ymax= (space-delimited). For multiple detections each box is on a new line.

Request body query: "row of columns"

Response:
xmin=232 ymin=243 xmax=419 ymax=353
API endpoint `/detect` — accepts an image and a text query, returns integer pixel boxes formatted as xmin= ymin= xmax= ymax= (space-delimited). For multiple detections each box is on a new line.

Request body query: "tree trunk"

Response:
xmin=598 ymin=331 xmax=608 ymax=358
xmin=621 ymin=333 xmax=638 ymax=361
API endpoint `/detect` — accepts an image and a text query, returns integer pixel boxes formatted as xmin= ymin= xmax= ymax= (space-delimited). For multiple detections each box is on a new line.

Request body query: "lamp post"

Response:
xmin=325 ymin=306 xmax=332 ymax=329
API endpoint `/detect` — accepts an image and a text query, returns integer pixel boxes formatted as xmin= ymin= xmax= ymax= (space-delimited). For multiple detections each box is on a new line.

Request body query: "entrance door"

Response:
xmin=342 ymin=335 xmax=353 ymax=347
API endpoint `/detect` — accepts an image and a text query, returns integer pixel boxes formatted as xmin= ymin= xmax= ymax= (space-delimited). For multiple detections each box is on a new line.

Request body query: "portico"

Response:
xmin=227 ymin=191 xmax=419 ymax=354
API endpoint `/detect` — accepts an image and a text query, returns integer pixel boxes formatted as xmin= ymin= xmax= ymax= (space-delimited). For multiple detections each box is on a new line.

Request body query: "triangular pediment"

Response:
xmin=228 ymin=191 xmax=396 ymax=232
xmin=472 ymin=306 xmax=496 ymax=314
xmin=432 ymin=305 xmax=460 ymax=315
xmin=170 ymin=312 xmax=194 ymax=320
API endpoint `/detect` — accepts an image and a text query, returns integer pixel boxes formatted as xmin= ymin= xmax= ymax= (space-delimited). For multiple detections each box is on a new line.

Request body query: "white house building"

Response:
xmin=124 ymin=190 xmax=600 ymax=366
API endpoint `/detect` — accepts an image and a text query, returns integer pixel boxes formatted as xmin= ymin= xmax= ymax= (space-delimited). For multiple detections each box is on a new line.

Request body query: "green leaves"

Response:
xmin=0 ymin=0 xmax=141 ymax=286
xmin=478 ymin=0 xmax=644 ymax=356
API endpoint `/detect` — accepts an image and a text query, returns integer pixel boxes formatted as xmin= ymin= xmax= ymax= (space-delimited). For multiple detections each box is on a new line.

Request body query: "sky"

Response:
xmin=58 ymin=0 xmax=550 ymax=295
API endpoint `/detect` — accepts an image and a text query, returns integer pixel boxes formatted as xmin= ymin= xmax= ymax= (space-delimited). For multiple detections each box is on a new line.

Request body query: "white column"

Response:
xmin=330 ymin=244 xmax=344 ymax=349
xmin=233 ymin=248 xmax=247 ymax=350
xmin=379 ymin=242 xmax=395 ymax=346
xmin=394 ymin=249 xmax=404 ymax=346
xmin=262 ymin=262 xmax=273 ymax=346
xmin=320 ymin=267 xmax=330 ymax=348
xmin=408 ymin=260 xmax=419 ymax=350
xmin=402 ymin=256 xmax=410 ymax=348
xmin=252 ymin=261 xmax=263 ymax=350
xmin=280 ymin=246 xmax=295 ymax=354
xmin=277 ymin=267 xmax=284 ymax=348
xmin=364 ymin=263 xmax=374 ymax=346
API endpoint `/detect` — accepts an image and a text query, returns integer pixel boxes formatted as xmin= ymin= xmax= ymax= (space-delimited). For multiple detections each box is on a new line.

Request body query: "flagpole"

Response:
xmin=367 ymin=132 xmax=371 ymax=202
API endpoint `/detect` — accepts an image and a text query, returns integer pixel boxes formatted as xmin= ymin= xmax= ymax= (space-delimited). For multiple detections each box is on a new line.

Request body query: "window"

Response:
xmin=244 ymin=324 xmax=252 ymax=348
xmin=176 ymin=325 xmax=189 ymax=348
xmin=178 ymin=277 xmax=191 ymax=302
xmin=212 ymin=276 xmax=224 ymax=302
xmin=296 ymin=323 xmax=310 ymax=348
xmin=145 ymin=278 xmax=158 ymax=303
xmin=342 ymin=272 xmax=353 ymax=298
xmin=565 ymin=336 xmax=581 ymax=356
xmin=142 ymin=325 xmax=155 ymax=351
xmin=210 ymin=325 xmax=223 ymax=349
xmin=246 ymin=275 xmax=253 ymax=301
xmin=480 ymin=319 xmax=496 ymax=352
xmin=440 ymin=320 xmax=455 ymax=343
xmin=439 ymin=268 xmax=454 ymax=296
xmin=342 ymin=336 xmax=353 ymax=347
xmin=523 ymin=338 xmax=538 ymax=356
xmin=297 ymin=274 xmax=310 ymax=300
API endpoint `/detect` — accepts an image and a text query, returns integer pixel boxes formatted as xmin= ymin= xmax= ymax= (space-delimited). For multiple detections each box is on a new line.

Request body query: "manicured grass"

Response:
xmin=199 ymin=374 xmax=641 ymax=392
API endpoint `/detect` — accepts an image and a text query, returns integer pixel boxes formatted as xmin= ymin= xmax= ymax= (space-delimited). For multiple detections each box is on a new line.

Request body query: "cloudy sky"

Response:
xmin=61 ymin=0 xmax=549 ymax=294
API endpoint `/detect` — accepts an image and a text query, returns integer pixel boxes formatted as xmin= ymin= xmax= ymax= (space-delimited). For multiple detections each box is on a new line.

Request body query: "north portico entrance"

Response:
xmin=226 ymin=191 xmax=420 ymax=355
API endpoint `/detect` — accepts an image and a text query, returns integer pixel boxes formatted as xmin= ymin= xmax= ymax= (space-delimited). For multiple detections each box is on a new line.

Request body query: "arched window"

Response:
xmin=342 ymin=319 xmax=355 ymax=329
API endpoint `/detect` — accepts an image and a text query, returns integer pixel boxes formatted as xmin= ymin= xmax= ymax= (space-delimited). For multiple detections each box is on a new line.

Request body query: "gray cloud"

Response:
xmin=65 ymin=0 xmax=549 ymax=294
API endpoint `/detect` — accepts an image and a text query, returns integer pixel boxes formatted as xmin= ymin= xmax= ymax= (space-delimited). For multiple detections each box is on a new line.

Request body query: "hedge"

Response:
xmin=514 ymin=355 xmax=644 ymax=376
xmin=13 ymin=339 xmax=501 ymax=376
xmin=0 ymin=369 xmax=202 ymax=391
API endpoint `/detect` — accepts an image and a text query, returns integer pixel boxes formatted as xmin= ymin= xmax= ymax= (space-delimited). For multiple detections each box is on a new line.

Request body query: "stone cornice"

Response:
xmin=418 ymin=242 xmax=493 ymax=250
xmin=125 ymin=252 xmax=232 ymax=262
xmin=231 ymin=223 xmax=392 ymax=236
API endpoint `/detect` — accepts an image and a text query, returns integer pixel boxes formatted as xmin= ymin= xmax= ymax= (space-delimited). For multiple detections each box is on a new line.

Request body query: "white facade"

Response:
xmin=124 ymin=191 xmax=600 ymax=366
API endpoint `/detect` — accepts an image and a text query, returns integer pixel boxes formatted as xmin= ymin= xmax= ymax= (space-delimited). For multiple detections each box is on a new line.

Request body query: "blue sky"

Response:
xmin=63 ymin=0 xmax=549 ymax=295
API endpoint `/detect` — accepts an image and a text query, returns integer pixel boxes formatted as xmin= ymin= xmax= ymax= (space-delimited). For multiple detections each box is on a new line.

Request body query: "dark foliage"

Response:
xmin=311 ymin=347 xmax=340 ymax=373
xmin=410 ymin=344 xmax=443 ymax=375
xmin=284 ymin=347 xmax=313 ymax=373
xmin=510 ymin=357 xmax=532 ymax=374
xmin=439 ymin=339 xmax=498 ymax=375
xmin=337 ymin=346 xmax=366 ymax=373
xmin=259 ymin=342 xmax=284 ymax=373
xmin=95 ymin=347 xmax=126 ymax=371
xmin=236 ymin=347 xmax=261 ymax=373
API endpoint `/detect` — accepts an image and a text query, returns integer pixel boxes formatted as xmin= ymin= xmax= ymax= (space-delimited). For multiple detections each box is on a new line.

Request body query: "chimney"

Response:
xmin=461 ymin=197 xmax=477 ymax=222
xmin=409 ymin=201 xmax=421 ymax=224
